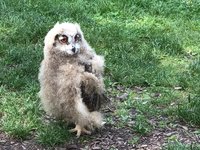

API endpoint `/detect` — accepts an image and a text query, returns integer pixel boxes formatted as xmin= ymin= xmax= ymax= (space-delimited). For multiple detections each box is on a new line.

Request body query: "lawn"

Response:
xmin=0 ymin=0 xmax=200 ymax=149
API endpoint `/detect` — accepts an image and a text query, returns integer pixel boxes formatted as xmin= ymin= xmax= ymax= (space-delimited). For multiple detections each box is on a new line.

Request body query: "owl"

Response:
xmin=38 ymin=22 xmax=107 ymax=137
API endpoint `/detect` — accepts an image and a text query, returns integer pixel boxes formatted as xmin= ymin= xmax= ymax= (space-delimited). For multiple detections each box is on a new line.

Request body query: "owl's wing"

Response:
xmin=81 ymin=83 xmax=108 ymax=112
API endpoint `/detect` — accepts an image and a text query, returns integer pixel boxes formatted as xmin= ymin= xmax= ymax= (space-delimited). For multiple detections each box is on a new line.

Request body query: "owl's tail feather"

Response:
xmin=89 ymin=111 xmax=105 ymax=129
xmin=76 ymin=100 xmax=104 ymax=130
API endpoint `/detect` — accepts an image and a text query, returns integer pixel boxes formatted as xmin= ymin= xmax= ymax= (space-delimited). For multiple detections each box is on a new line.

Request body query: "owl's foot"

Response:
xmin=69 ymin=124 xmax=91 ymax=137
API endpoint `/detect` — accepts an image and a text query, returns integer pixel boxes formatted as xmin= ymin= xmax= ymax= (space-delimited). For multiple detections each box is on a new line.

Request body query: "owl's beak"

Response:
xmin=72 ymin=47 xmax=76 ymax=53
xmin=71 ymin=43 xmax=80 ymax=54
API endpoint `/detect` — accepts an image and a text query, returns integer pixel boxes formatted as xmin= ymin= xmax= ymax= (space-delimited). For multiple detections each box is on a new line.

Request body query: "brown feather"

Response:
xmin=80 ymin=59 xmax=108 ymax=111
xmin=81 ymin=81 xmax=108 ymax=112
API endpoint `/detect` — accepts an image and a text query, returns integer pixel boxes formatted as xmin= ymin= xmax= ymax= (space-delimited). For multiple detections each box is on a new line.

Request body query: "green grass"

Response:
xmin=178 ymin=94 xmax=200 ymax=126
xmin=0 ymin=0 xmax=200 ymax=146
xmin=36 ymin=122 xmax=71 ymax=146
xmin=164 ymin=142 xmax=200 ymax=150
xmin=0 ymin=85 xmax=40 ymax=139
xmin=115 ymin=86 xmax=186 ymax=135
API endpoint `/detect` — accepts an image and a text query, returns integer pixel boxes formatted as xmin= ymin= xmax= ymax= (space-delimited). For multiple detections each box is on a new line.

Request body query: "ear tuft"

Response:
xmin=74 ymin=23 xmax=81 ymax=32
xmin=74 ymin=23 xmax=84 ymax=38
xmin=54 ymin=22 xmax=60 ymax=27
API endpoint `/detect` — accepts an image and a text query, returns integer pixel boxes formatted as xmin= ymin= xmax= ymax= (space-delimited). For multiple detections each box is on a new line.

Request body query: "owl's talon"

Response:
xmin=69 ymin=124 xmax=91 ymax=137
xmin=82 ymin=128 xmax=91 ymax=135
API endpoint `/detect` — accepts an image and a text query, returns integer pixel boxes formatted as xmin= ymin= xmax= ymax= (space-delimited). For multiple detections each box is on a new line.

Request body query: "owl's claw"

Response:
xmin=69 ymin=124 xmax=91 ymax=137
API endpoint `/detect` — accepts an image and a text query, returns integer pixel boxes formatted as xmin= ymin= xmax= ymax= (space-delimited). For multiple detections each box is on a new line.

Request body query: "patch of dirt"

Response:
xmin=136 ymin=121 xmax=200 ymax=150
xmin=56 ymin=124 xmax=134 ymax=150
xmin=0 ymin=131 xmax=43 ymax=150
xmin=82 ymin=124 xmax=134 ymax=150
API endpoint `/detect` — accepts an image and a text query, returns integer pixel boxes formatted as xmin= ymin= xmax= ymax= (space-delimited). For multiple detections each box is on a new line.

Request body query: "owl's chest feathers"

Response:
xmin=42 ymin=54 xmax=84 ymax=89
xmin=44 ymin=54 xmax=79 ymax=73
xmin=42 ymin=56 xmax=81 ymax=109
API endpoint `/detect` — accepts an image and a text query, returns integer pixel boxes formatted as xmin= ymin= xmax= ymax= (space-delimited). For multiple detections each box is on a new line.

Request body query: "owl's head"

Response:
xmin=44 ymin=22 xmax=85 ymax=56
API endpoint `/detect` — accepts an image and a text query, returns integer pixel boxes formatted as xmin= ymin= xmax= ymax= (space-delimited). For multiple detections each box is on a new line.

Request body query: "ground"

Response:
xmin=0 ymin=86 xmax=199 ymax=150
xmin=0 ymin=124 xmax=199 ymax=150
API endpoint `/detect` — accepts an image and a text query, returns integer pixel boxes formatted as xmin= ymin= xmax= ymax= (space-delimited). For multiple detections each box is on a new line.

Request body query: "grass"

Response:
xmin=164 ymin=142 xmax=200 ymax=150
xmin=178 ymin=94 xmax=200 ymax=126
xmin=36 ymin=122 xmax=71 ymax=146
xmin=114 ymin=86 xmax=187 ymax=135
xmin=0 ymin=0 xmax=200 ymax=147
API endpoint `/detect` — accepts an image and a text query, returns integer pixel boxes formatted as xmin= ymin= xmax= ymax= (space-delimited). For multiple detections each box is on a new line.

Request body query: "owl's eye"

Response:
xmin=60 ymin=36 xmax=68 ymax=44
xmin=74 ymin=34 xmax=81 ymax=42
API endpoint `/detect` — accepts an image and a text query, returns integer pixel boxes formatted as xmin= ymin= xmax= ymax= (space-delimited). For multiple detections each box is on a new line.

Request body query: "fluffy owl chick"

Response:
xmin=38 ymin=22 xmax=106 ymax=137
